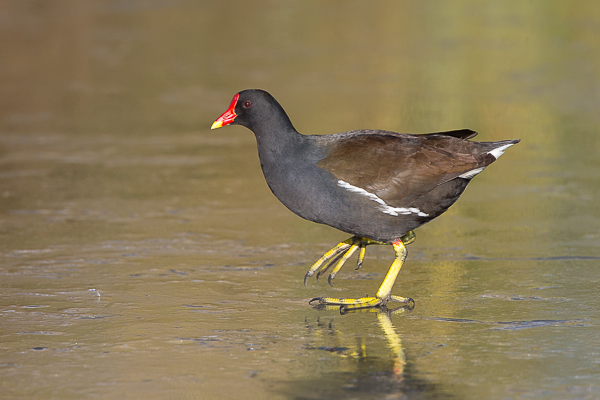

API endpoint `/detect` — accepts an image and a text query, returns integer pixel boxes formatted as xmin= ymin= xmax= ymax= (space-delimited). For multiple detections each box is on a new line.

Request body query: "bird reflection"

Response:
xmin=284 ymin=306 xmax=446 ymax=399
xmin=298 ymin=304 xmax=431 ymax=400
xmin=376 ymin=308 xmax=407 ymax=377
xmin=282 ymin=306 xmax=446 ymax=396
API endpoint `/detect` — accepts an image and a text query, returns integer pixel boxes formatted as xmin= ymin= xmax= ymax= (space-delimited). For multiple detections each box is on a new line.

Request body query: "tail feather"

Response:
xmin=487 ymin=139 xmax=520 ymax=160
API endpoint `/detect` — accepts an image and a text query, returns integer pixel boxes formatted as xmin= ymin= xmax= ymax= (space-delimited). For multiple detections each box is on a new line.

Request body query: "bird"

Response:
xmin=211 ymin=89 xmax=519 ymax=312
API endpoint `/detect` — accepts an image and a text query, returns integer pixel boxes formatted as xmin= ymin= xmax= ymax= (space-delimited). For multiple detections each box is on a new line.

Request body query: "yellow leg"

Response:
xmin=308 ymin=232 xmax=416 ymax=311
xmin=374 ymin=241 xmax=407 ymax=300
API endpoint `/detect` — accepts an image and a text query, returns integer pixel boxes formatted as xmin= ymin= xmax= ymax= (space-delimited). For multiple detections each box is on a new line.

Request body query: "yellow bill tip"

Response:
xmin=211 ymin=93 xmax=239 ymax=130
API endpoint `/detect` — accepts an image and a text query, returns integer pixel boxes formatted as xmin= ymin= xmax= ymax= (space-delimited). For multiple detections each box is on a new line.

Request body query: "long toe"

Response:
xmin=327 ymin=241 xmax=360 ymax=286
xmin=389 ymin=295 xmax=415 ymax=307
xmin=316 ymin=251 xmax=346 ymax=282
xmin=304 ymin=238 xmax=354 ymax=286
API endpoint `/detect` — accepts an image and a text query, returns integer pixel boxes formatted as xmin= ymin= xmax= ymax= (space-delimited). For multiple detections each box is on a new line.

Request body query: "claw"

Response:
xmin=356 ymin=242 xmax=367 ymax=270
xmin=309 ymin=297 xmax=323 ymax=305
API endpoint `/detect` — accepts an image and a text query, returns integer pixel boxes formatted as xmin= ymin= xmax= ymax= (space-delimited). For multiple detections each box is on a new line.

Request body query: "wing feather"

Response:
xmin=316 ymin=132 xmax=493 ymax=206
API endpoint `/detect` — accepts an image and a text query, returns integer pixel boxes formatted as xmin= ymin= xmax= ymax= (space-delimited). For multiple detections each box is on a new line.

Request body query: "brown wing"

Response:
xmin=316 ymin=131 xmax=494 ymax=206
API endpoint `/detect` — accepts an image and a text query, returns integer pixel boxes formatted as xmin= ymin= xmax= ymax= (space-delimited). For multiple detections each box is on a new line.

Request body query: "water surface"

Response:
xmin=1 ymin=1 xmax=599 ymax=399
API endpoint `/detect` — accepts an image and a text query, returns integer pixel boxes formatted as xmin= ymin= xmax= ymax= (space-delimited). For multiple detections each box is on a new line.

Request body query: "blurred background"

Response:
xmin=1 ymin=1 xmax=599 ymax=399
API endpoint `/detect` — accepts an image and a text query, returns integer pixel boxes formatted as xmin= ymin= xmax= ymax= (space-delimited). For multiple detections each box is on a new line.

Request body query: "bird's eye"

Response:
xmin=243 ymin=101 xmax=251 ymax=108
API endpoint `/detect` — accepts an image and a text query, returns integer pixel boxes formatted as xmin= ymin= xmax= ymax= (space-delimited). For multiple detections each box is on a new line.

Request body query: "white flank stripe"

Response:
xmin=337 ymin=180 xmax=429 ymax=217
xmin=459 ymin=167 xmax=485 ymax=179
xmin=488 ymin=143 xmax=515 ymax=159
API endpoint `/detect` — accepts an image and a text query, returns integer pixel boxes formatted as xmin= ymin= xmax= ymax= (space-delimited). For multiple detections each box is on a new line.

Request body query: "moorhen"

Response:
xmin=212 ymin=89 xmax=519 ymax=311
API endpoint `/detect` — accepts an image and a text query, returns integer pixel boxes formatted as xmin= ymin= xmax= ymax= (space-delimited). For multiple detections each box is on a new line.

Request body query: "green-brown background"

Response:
xmin=1 ymin=1 xmax=599 ymax=399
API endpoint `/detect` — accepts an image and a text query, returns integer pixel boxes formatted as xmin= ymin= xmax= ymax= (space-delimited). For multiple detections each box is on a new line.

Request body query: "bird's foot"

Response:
xmin=304 ymin=236 xmax=385 ymax=287
xmin=304 ymin=232 xmax=415 ymax=287
xmin=306 ymin=233 xmax=416 ymax=312
xmin=309 ymin=294 xmax=415 ymax=313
